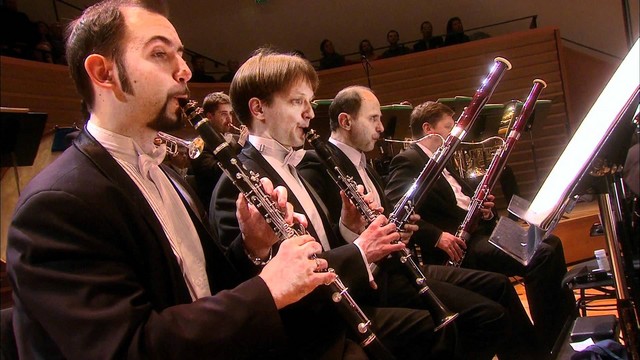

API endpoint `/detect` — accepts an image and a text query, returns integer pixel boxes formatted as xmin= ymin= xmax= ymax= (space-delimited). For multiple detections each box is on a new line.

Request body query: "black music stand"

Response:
xmin=373 ymin=103 xmax=413 ymax=179
xmin=308 ymin=99 xmax=333 ymax=149
xmin=379 ymin=103 xmax=413 ymax=154
xmin=436 ymin=95 xmax=472 ymax=115
xmin=1 ymin=108 xmax=48 ymax=194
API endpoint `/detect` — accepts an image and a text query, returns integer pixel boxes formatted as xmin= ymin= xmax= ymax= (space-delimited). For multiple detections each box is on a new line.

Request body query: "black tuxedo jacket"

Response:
xmin=211 ymin=144 xmax=372 ymax=294
xmin=209 ymin=143 xmax=390 ymax=356
xmin=7 ymin=130 xmax=287 ymax=360
xmin=297 ymin=141 xmax=391 ymax=221
xmin=385 ymin=144 xmax=495 ymax=251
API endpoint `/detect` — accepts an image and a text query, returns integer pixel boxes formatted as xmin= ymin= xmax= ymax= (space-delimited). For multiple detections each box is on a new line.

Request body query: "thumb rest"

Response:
xmin=180 ymin=99 xmax=395 ymax=360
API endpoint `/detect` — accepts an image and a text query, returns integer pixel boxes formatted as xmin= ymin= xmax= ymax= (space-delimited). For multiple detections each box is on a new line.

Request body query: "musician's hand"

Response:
xmin=436 ymin=232 xmax=467 ymax=263
xmin=260 ymin=235 xmax=336 ymax=309
xmin=356 ymin=215 xmax=405 ymax=263
xmin=238 ymin=125 xmax=249 ymax=146
xmin=238 ymin=178 xmax=307 ymax=258
xmin=339 ymin=189 xmax=367 ymax=234
xmin=360 ymin=185 xmax=383 ymax=213
xmin=399 ymin=213 xmax=420 ymax=244
xmin=481 ymin=194 xmax=496 ymax=220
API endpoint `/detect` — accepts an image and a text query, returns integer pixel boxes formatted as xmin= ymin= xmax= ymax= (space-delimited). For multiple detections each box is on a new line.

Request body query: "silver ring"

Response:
xmin=315 ymin=258 xmax=322 ymax=270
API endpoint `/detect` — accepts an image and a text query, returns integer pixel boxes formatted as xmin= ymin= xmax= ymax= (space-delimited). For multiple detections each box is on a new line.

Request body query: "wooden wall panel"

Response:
xmin=0 ymin=26 xmax=596 ymax=213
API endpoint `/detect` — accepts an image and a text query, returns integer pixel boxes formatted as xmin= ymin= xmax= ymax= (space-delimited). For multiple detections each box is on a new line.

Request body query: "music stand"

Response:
xmin=307 ymin=99 xmax=333 ymax=149
xmin=1 ymin=107 xmax=48 ymax=194
xmin=379 ymin=103 xmax=413 ymax=156
xmin=436 ymin=96 xmax=472 ymax=116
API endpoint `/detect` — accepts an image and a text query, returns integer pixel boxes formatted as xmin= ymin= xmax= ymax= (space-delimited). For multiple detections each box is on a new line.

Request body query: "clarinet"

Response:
xmin=181 ymin=100 xmax=395 ymax=360
xmin=305 ymin=130 xmax=458 ymax=331
xmin=449 ymin=79 xmax=547 ymax=267
xmin=387 ymin=57 xmax=511 ymax=263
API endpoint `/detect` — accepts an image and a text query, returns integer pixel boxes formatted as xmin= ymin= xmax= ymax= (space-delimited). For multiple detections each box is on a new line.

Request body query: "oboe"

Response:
xmin=181 ymin=100 xmax=395 ymax=360
xmin=305 ymin=129 xmax=458 ymax=332
xmin=449 ymin=79 xmax=547 ymax=267
xmin=387 ymin=57 xmax=511 ymax=262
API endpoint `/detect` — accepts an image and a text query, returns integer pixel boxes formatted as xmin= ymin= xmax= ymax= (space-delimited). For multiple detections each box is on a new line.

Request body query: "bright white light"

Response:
xmin=525 ymin=39 xmax=640 ymax=229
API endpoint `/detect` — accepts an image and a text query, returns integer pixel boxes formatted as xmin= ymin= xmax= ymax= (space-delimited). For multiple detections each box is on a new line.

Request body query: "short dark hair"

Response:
xmin=65 ymin=0 xmax=168 ymax=112
xmin=319 ymin=39 xmax=330 ymax=55
xmin=328 ymin=86 xmax=372 ymax=132
xmin=202 ymin=92 xmax=230 ymax=114
xmin=229 ymin=48 xmax=319 ymax=127
xmin=446 ymin=17 xmax=463 ymax=34
xmin=409 ymin=101 xmax=454 ymax=139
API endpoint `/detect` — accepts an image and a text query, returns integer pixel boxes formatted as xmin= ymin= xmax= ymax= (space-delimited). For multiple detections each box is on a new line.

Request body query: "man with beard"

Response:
xmin=6 ymin=1 xmax=336 ymax=359
xmin=190 ymin=91 xmax=248 ymax=206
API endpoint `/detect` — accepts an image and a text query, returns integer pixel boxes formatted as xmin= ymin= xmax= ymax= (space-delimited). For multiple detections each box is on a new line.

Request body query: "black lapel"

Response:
xmin=242 ymin=144 xmax=344 ymax=248
xmin=74 ymin=129 xmax=191 ymax=299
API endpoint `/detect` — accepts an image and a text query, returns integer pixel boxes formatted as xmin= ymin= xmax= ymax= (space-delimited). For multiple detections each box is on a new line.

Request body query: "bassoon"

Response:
xmin=305 ymin=129 xmax=458 ymax=331
xmin=449 ymin=79 xmax=547 ymax=267
xmin=387 ymin=57 xmax=512 ymax=249
xmin=181 ymin=100 xmax=395 ymax=360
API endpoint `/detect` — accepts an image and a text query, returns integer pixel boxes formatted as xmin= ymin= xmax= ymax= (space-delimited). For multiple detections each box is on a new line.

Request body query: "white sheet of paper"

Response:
xmin=570 ymin=338 xmax=595 ymax=351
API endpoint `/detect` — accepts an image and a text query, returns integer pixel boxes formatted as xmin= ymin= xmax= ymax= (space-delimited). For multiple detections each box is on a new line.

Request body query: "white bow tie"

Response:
xmin=283 ymin=148 xmax=306 ymax=168
xmin=138 ymin=144 xmax=167 ymax=180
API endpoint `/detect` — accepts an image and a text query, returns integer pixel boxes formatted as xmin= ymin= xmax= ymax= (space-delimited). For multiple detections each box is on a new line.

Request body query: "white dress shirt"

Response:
xmin=87 ymin=121 xmax=211 ymax=300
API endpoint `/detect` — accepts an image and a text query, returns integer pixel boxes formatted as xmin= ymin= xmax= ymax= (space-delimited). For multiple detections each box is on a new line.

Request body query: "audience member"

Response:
xmin=0 ymin=0 xmax=35 ymax=59
xmin=190 ymin=54 xmax=216 ymax=83
xmin=443 ymin=16 xmax=471 ymax=47
xmin=379 ymin=30 xmax=411 ymax=59
xmin=32 ymin=21 xmax=54 ymax=63
xmin=413 ymin=21 xmax=444 ymax=52
xmin=218 ymin=59 xmax=240 ymax=82
xmin=212 ymin=48 xmax=458 ymax=359
xmin=49 ymin=21 xmax=67 ymax=64
xmin=7 ymin=1 xmax=335 ymax=358
xmin=291 ymin=49 xmax=306 ymax=59
xmin=318 ymin=38 xmax=346 ymax=70
xmin=385 ymin=101 xmax=576 ymax=354
xmin=359 ymin=39 xmax=376 ymax=60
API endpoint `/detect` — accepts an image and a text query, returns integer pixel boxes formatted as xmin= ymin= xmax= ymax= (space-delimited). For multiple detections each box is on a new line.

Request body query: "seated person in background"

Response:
xmin=298 ymin=85 xmax=544 ymax=360
xmin=190 ymin=54 xmax=216 ymax=83
xmin=190 ymin=91 xmax=248 ymax=207
xmin=379 ymin=30 xmax=411 ymax=59
xmin=413 ymin=21 xmax=443 ymax=52
xmin=218 ymin=59 xmax=240 ymax=82
xmin=7 ymin=1 xmax=333 ymax=358
xmin=291 ymin=49 xmax=306 ymax=58
xmin=359 ymin=39 xmax=377 ymax=60
xmin=385 ymin=101 xmax=576 ymax=355
xmin=318 ymin=38 xmax=346 ymax=70
xmin=212 ymin=48 xmax=459 ymax=359
xmin=443 ymin=16 xmax=471 ymax=46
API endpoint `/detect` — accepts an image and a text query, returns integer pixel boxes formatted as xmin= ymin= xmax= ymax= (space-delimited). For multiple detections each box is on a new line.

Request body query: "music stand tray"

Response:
xmin=488 ymin=195 xmax=546 ymax=265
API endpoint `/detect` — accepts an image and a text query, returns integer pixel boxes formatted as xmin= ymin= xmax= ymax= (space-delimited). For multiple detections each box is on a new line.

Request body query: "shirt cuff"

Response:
xmin=339 ymin=219 xmax=359 ymax=243
xmin=353 ymin=238 xmax=375 ymax=282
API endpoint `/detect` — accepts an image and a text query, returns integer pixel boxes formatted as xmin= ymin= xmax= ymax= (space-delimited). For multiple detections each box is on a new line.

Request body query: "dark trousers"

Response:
xmin=380 ymin=261 xmax=542 ymax=360
xmin=463 ymin=234 xmax=576 ymax=353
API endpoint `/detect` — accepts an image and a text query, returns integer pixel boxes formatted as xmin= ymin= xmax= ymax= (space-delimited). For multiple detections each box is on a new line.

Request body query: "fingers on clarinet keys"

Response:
xmin=313 ymin=257 xmax=329 ymax=273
